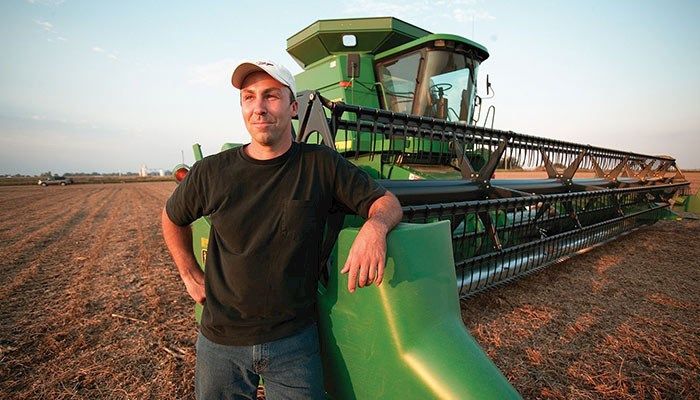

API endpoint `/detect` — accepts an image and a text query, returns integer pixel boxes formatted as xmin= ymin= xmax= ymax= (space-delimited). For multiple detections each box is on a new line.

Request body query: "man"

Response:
xmin=161 ymin=60 xmax=402 ymax=399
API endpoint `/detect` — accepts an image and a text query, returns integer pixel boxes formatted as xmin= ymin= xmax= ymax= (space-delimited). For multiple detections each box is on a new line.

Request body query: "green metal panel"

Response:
xmin=375 ymin=33 xmax=489 ymax=62
xmin=294 ymin=54 xmax=380 ymax=107
xmin=380 ymin=163 xmax=464 ymax=180
xmin=193 ymin=143 xmax=203 ymax=161
xmin=684 ymin=189 xmax=700 ymax=213
xmin=287 ymin=17 xmax=431 ymax=68
xmin=668 ymin=189 xmax=700 ymax=218
xmin=191 ymin=217 xmax=210 ymax=323
xmin=318 ymin=221 xmax=521 ymax=399
xmin=333 ymin=137 xmax=452 ymax=172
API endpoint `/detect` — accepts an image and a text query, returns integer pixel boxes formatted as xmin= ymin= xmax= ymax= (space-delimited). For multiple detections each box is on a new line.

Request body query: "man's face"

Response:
xmin=240 ymin=71 xmax=297 ymax=148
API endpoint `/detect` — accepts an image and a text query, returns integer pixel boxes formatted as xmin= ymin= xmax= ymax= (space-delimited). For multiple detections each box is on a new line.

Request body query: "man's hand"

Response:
xmin=340 ymin=192 xmax=402 ymax=293
xmin=341 ymin=220 xmax=388 ymax=292
xmin=183 ymin=269 xmax=206 ymax=304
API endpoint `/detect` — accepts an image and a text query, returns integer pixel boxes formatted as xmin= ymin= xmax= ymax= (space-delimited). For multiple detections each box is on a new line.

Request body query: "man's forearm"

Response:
xmin=161 ymin=208 xmax=206 ymax=302
xmin=366 ymin=191 xmax=403 ymax=234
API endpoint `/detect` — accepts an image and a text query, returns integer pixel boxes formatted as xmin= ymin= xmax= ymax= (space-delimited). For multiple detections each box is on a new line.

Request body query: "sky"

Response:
xmin=1 ymin=0 xmax=699 ymax=175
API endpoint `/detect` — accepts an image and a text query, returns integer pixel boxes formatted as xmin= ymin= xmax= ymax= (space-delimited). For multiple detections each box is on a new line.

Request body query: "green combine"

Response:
xmin=172 ymin=17 xmax=691 ymax=399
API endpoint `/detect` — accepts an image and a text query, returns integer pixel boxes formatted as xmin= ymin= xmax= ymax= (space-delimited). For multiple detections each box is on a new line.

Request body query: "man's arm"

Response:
xmin=340 ymin=191 xmax=402 ymax=293
xmin=161 ymin=208 xmax=206 ymax=304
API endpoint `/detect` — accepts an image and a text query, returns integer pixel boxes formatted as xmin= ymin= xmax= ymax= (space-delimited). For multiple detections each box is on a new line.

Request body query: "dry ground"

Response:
xmin=1 ymin=174 xmax=698 ymax=399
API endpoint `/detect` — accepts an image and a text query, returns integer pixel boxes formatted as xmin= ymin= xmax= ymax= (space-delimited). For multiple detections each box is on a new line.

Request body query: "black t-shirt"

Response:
xmin=166 ymin=142 xmax=386 ymax=345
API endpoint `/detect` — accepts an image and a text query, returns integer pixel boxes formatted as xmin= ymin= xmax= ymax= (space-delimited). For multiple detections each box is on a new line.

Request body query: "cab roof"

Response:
xmin=287 ymin=17 xmax=489 ymax=68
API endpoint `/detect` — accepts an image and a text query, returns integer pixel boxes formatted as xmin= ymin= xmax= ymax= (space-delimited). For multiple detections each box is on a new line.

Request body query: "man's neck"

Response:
xmin=244 ymin=139 xmax=292 ymax=161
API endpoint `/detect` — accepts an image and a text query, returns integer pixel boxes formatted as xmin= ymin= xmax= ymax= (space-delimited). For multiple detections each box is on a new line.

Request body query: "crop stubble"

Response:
xmin=1 ymin=176 xmax=698 ymax=399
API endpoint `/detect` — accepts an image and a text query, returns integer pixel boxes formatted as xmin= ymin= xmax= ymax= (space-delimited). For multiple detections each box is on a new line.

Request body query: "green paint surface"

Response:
xmin=317 ymin=221 xmax=520 ymax=399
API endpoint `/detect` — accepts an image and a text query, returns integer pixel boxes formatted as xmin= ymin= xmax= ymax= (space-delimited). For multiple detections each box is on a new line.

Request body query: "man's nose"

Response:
xmin=252 ymin=97 xmax=267 ymax=115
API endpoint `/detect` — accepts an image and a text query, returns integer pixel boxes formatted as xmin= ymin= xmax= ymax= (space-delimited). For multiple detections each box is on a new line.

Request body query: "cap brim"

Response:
xmin=231 ymin=62 xmax=266 ymax=89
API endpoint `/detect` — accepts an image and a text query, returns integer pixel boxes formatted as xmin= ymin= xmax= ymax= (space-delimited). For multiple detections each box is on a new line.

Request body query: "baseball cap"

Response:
xmin=231 ymin=60 xmax=296 ymax=98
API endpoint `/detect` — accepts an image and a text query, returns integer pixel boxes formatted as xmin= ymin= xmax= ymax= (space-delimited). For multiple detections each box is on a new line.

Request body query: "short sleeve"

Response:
xmin=331 ymin=152 xmax=386 ymax=218
xmin=165 ymin=160 xmax=207 ymax=226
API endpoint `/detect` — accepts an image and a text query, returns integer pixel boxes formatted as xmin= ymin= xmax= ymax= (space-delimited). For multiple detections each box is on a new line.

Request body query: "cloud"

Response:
xmin=35 ymin=20 xmax=69 ymax=44
xmin=34 ymin=19 xmax=69 ymax=44
xmin=436 ymin=0 xmax=478 ymax=5
xmin=26 ymin=0 xmax=66 ymax=5
xmin=342 ymin=0 xmax=431 ymax=20
xmin=451 ymin=8 xmax=495 ymax=23
xmin=92 ymin=46 xmax=121 ymax=62
xmin=188 ymin=59 xmax=238 ymax=87
xmin=34 ymin=19 xmax=53 ymax=31
xmin=47 ymin=35 xmax=67 ymax=43
xmin=342 ymin=0 xmax=494 ymax=24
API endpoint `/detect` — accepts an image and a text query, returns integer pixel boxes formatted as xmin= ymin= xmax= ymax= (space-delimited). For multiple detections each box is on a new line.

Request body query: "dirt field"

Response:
xmin=1 ymin=175 xmax=698 ymax=399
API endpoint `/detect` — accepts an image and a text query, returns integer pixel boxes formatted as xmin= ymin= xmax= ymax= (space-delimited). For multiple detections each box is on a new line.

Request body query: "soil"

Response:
xmin=1 ymin=174 xmax=698 ymax=399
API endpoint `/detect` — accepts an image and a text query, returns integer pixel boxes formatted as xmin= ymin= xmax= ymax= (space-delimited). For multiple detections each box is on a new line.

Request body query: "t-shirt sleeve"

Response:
xmin=331 ymin=151 xmax=387 ymax=219
xmin=165 ymin=160 xmax=208 ymax=226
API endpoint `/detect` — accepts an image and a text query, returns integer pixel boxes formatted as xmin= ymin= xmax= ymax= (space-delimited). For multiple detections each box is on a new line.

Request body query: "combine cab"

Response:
xmin=290 ymin=17 xmax=492 ymax=178
xmin=288 ymin=18 xmax=486 ymax=123
xmin=174 ymin=17 xmax=690 ymax=399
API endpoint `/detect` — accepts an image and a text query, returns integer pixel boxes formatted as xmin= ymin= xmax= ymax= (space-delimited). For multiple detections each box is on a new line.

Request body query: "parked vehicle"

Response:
xmin=38 ymin=176 xmax=73 ymax=186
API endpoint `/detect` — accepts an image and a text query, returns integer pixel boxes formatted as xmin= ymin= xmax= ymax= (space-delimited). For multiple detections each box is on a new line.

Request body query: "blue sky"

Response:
xmin=1 ymin=0 xmax=698 ymax=174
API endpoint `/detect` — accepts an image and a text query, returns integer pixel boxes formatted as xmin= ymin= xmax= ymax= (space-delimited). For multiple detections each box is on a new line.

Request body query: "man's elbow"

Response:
xmin=369 ymin=191 xmax=402 ymax=227
xmin=388 ymin=191 xmax=403 ymax=223
xmin=161 ymin=207 xmax=173 ymax=227
xmin=161 ymin=207 xmax=185 ymax=234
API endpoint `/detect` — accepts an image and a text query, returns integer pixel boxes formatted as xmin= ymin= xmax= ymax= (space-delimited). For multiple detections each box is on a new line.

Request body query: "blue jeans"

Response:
xmin=195 ymin=323 xmax=325 ymax=400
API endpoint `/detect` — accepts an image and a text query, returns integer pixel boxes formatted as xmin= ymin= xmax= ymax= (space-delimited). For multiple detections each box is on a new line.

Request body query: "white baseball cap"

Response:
xmin=231 ymin=60 xmax=296 ymax=98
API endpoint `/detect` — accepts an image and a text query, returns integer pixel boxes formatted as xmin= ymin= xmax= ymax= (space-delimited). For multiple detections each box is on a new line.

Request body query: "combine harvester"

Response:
xmin=174 ymin=18 xmax=691 ymax=399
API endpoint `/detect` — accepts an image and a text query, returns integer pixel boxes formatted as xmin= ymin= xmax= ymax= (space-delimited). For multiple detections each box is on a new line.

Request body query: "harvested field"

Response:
xmin=0 ymin=182 xmax=196 ymax=399
xmin=1 ymin=175 xmax=699 ymax=399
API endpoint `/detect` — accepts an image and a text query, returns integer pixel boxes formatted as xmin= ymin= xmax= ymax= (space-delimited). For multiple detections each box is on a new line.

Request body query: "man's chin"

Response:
xmin=251 ymin=132 xmax=277 ymax=146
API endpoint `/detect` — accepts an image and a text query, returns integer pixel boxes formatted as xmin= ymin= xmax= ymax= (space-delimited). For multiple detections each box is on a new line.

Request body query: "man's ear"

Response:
xmin=290 ymin=100 xmax=298 ymax=118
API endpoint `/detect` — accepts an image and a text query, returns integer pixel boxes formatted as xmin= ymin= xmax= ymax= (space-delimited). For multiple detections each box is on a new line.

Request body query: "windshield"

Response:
xmin=376 ymin=51 xmax=421 ymax=115
xmin=376 ymin=49 xmax=478 ymax=122
xmin=417 ymin=50 xmax=476 ymax=122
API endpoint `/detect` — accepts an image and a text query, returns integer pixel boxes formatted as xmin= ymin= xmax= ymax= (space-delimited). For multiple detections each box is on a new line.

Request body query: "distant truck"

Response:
xmin=38 ymin=176 xmax=73 ymax=186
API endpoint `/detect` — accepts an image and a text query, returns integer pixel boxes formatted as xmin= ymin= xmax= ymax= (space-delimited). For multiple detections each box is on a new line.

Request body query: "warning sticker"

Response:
xmin=200 ymin=237 xmax=209 ymax=264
